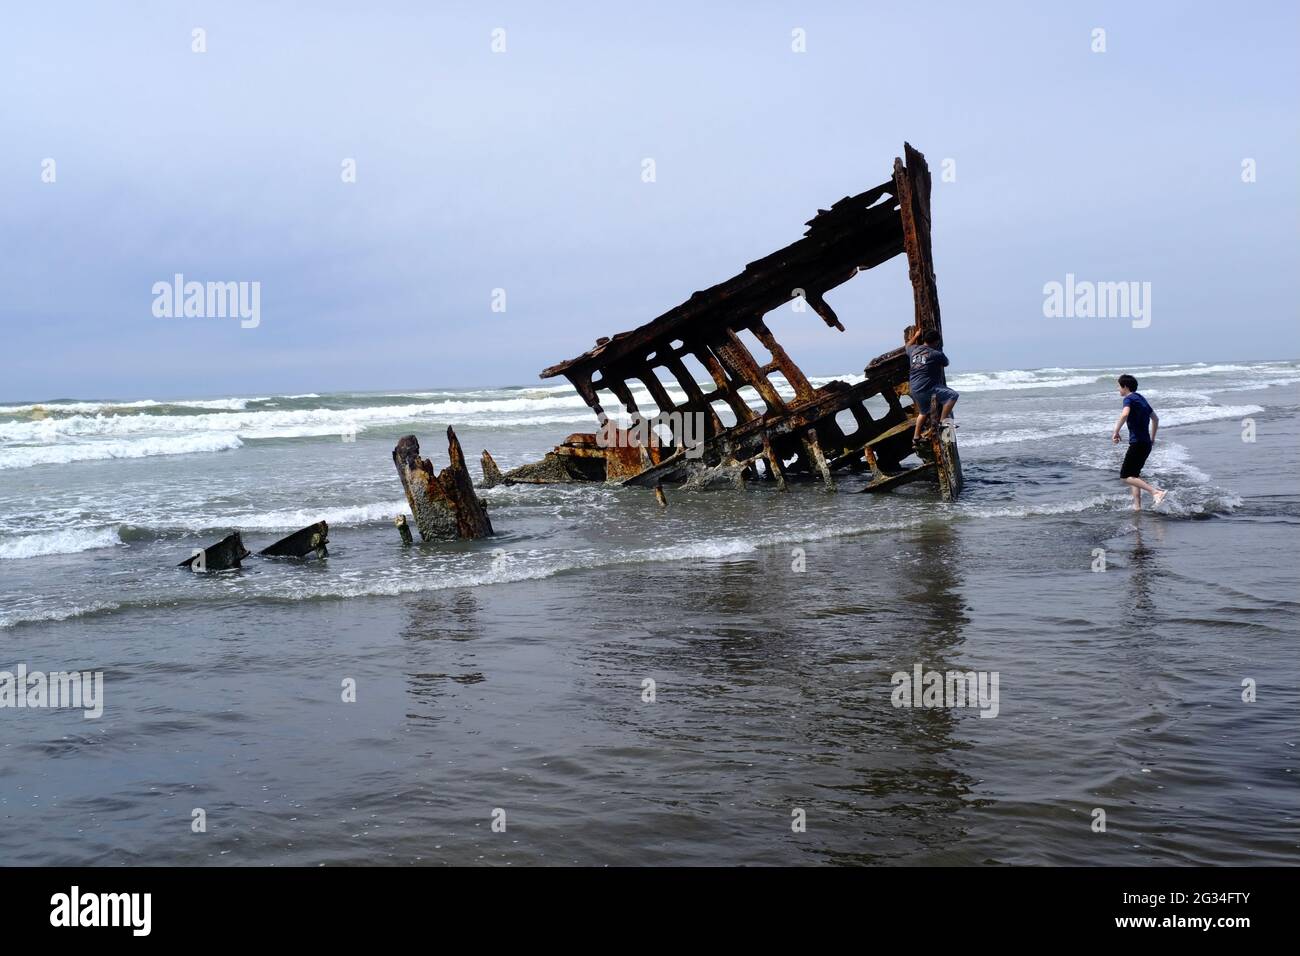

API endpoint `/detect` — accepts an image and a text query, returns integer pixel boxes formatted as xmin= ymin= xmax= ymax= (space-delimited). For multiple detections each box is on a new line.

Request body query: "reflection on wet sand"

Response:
xmin=529 ymin=519 xmax=988 ymax=863
xmin=402 ymin=590 xmax=485 ymax=722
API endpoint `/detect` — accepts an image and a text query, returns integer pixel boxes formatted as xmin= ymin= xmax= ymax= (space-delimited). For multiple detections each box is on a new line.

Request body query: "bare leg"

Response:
xmin=939 ymin=397 xmax=957 ymax=422
xmin=913 ymin=397 xmax=937 ymax=441
xmin=1130 ymin=484 xmax=1142 ymax=511
xmin=1123 ymin=476 xmax=1166 ymax=507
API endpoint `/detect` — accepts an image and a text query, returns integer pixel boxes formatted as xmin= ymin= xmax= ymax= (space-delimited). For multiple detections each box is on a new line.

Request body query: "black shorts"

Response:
xmin=1121 ymin=442 xmax=1152 ymax=479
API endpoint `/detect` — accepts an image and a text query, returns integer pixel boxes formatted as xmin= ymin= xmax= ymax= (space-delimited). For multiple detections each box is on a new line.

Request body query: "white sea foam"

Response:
xmin=1073 ymin=441 xmax=1213 ymax=483
xmin=0 ymin=526 xmax=123 ymax=560
xmin=0 ymin=514 xmax=926 ymax=625
xmin=173 ymin=500 xmax=411 ymax=532
xmin=0 ymin=396 xmax=265 ymax=415
xmin=1069 ymin=441 xmax=1242 ymax=515
xmin=1147 ymin=442 xmax=1212 ymax=484
xmin=1206 ymin=376 xmax=1300 ymax=394
xmin=0 ymin=400 xmax=161 ymax=415
xmin=3 ymin=363 xmax=1291 ymax=473
xmin=228 ymin=515 xmax=930 ymax=604
xmin=0 ymin=600 xmax=121 ymax=629
xmin=958 ymin=493 xmax=1129 ymax=519
xmin=0 ymin=501 xmax=414 ymax=559
xmin=0 ymin=433 xmax=244 ymax=469
xmin=962 ymin=403 xmax=1264 ymax=448
xmin=948 ymin=371 xmax=1101 ymax=391
xmin=1132 ymin=363 xmax=1263 ymax=378
xmin=0 ymin=397 xmax=599 ymax=444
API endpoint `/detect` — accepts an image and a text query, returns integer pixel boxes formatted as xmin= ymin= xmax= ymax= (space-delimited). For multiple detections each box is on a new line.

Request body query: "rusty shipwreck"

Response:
xmin=485 ymin=142 xmax=962 ymax=503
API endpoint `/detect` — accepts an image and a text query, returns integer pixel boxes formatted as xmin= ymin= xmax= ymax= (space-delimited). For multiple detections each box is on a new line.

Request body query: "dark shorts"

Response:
xmin=1121 ymin=441 xmax=1152 ymax=479
xmin=913 ymin=386 xmax=959 ymax=415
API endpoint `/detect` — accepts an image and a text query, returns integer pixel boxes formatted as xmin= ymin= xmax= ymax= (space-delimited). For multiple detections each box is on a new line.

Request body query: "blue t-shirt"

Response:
xmin=906 ymin=344 xmax=948 ymax=394
xmin=1123 ymin=392 xmax=1153 ymax=444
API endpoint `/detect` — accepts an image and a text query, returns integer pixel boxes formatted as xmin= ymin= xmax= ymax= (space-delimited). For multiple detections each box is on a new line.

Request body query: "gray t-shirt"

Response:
xmin=906 ymin=344 xmax=948 ymax=394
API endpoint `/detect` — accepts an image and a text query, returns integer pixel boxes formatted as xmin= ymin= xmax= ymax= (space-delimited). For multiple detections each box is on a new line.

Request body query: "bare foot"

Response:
xmin=1153 ymin=489 xmax=1167 ymax=506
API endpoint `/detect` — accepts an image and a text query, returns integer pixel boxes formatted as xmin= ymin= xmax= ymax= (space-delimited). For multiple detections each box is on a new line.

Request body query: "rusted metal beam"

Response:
xmin=894 ymin=142 xmax=943 ymax=338
xmin=539 ymin=181 xmax=904 ymax=382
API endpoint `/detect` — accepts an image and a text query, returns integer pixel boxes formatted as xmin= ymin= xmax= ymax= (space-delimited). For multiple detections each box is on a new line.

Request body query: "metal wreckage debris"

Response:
xmin=485 ymin=142 xmax=962 ymax=502
xmin=176 ymin=143 xmax=960 ymax=565
xmin=394 ymin=428 xmax=494 ymax=541
xmin=179 ymin=524 xmax=330 ymax=571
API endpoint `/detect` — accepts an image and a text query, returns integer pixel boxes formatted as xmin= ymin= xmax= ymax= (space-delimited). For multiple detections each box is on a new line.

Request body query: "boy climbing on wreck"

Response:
xmin=1112 ymin=374 xmax=1166 ymax=510
xmin=906 ymin=326 xmax=959 ymax=448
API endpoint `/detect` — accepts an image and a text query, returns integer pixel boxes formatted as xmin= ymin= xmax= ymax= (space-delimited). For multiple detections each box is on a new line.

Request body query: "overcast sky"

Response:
xmin=2 ymin=1 xmax=1297 ymax=401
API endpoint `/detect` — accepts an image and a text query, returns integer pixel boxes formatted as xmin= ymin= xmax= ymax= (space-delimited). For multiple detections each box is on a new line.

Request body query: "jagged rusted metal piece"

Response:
xmin=482 ymin=430 xmax=661 ymax=485
xmin=394 ymin=514 xmax=414 ymax=545
xmin=259 ymin=521 xmax=329 ymax=559
xmin=393 ymin=428 xmax=494 ymax=540
xmin=178 ymin=531 xmax=250 ymax=571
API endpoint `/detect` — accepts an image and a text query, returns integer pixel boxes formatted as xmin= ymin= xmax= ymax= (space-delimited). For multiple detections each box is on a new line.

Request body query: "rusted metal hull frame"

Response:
xmin=623 ymin=352 xmax=915 ymax=488
xmin=532 ymin=143 xmax=961 ymax=498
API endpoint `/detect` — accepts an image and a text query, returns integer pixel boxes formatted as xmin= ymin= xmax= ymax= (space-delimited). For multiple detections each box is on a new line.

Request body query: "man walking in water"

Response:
xmin=1112 ymin=374 xmax=1166 ymax=510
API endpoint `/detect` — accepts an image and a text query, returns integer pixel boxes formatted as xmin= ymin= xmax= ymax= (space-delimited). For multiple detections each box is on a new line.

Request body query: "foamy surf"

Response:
xmin=0 ymin=360 xmax=1288 ymax=635
xmin=0 ymin=526 xmax=123 ymax=560
xmin=2 ymin=362 xmax=1294 ymax=474
xmin=0 ymin=513 xmax=926 ymax=626
xmin=961 ymin=403 xmax=1264 ymax=448
xmin=0 ymin=433 xmax=244 ymax=469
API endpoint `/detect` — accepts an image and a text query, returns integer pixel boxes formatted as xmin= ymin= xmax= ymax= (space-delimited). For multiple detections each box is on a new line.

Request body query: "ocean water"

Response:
xmin=1 ymin=360 xmax=1297 ymax=865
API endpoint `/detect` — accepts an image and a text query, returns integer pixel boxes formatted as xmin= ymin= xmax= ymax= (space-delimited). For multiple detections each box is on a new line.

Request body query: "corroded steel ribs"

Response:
xmin=493 ymin=143 xmax=962 ymax=500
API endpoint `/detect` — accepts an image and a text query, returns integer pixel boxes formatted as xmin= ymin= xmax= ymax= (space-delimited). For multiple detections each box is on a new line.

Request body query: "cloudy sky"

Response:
xmin=2 ymin=0 xmax=1297 ymax=401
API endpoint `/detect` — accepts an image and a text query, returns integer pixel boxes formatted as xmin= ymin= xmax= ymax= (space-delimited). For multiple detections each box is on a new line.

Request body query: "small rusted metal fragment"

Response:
xmin=480 ymin=450 xmax=505 ymax=488
xmin=260 ymin=521 xmax=329 ymax=559
xmin=179 ymin=531 xmax=249 ymax=571
xmin=501 ymin=451 xmax=586 ymax=484
xmin=394 ymin=514 xmax=414 ymax=545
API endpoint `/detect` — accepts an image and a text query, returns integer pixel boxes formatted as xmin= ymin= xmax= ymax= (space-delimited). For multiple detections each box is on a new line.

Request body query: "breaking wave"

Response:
xmin=0 ymin=527 xmax=123 ymax=560
xmin=0 ymin=433 xmax=244 ymax=469
xmin=1 ymin=362 xmax=1294 ymax=473
xmin=962 ymin=404 xmax=1264 ymax=448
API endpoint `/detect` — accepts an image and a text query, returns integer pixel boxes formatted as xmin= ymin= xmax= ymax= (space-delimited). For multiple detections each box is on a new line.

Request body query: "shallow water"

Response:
xmin=1 ymin=361 xmax=1297 ymax=864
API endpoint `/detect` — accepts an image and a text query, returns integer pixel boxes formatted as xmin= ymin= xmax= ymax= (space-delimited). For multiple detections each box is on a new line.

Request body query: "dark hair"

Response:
xmin=1118 ymin=374 xmax=1139 ymax=392
xmin=922 ymin=329 xmax=942 ymax=347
